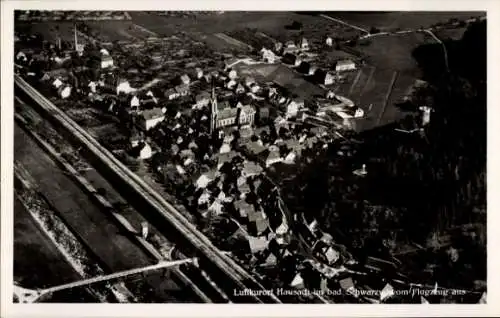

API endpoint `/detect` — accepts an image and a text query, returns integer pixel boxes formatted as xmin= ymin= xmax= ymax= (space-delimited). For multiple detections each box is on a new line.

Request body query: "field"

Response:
xmin=16 ymin=22 xmax=90 ymax=45
xmin=334 ymin=65 xmax=417 ymax=131
xmin=325 ymin=12 xmax=483 ymax=32
xmin=84 ymin=21 xmax=154 ymax=42
xmin=434 ymin=27 xmax=468 ymax=41
xmin=233 ymin=63 xmax=324 ymax=98
xmin=130 ymin=12 xmax=362 ymax=51
xmin=356 ymin=32 xmax=436 ymax=75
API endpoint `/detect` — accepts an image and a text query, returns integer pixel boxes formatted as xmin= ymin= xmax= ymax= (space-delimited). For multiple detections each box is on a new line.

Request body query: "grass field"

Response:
xmin=334 ymin=65 xmax=417 ymax=132
xmin=85 ymin=21 xmax=153 ymax=42
xmin=356 ymin=32 xmax=435 ymax=75
xmin=325 ymin=12 xmax=483 ymax=32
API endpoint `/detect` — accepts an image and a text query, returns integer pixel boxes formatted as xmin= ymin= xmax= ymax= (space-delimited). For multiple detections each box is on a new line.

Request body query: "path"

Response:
xmin=319 ymin=14 xmax=370 ymax=34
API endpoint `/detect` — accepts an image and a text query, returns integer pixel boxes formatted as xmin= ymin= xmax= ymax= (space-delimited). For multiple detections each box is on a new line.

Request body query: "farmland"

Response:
xmin=356 ymin=32 xmax=436 ymax=75
xmin=324 ymin=12 xmax=483 ymax=32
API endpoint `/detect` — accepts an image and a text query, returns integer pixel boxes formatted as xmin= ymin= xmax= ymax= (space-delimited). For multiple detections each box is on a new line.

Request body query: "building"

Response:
xmin=194 ymin=67 xmax=204 ymax=79
xmin=247 ymin=236 xmax=269 ymax=254
xmin=228 ymin=70 xmax=238 ymax=80
xmin=238 ymin=104 xmax=256 ymax=127
xmin=58 ymin=85 xmax=72 ymax=99
xmin=281 ymin=53 xmax=301 ymax=67
xmin=139 ymin=108 xmax=165 ymax=131
xmin=261 ymin=48 xmax=276 ymax=63
xmin=300 ymin=37 xmax=309 ymax=51
xmin=283 ymin=40 xmax=298 ymax=54
xmin=180 ymin=74 xmax=191 ymax=85
xmin=174 ymin=84 xmax=190 ymax=96
xmin=139 ymin=142 xmax=153 ymax=159
xmin=325 ymin=36 xmax=333 ymax=47
xmin=286 ymin=100 xmax=303 ymax=118
xmin=100 ymin=54 xmax=114 ymax=69
xmin=313 ymin=69 xmax=335 ymax=85
xmin=116 ymin=80 xmax=135 ymax=95
xmin=195 ymin=91 xmax=211 ymax=107
xmin=130 ymin=95 xmax=140 ymax=109
xmin=235 ymin=83 xmax=246 ymax=94
xmin=335 ymin=59 xmax=356 ymax=72
xmin=247 ymin=210 xmax=269 ymax=236
xmin=165 ymin=88 xmax=180 ymax=100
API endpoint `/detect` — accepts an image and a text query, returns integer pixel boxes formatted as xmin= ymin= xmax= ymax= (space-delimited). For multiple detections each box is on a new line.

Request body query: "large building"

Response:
xmin=210 ymin=85 xmax=238 ymax=132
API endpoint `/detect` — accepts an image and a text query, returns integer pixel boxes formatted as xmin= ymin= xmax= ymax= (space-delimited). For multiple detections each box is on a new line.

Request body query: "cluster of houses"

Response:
xmin=256 ymin=36 xmax=356 ymax=86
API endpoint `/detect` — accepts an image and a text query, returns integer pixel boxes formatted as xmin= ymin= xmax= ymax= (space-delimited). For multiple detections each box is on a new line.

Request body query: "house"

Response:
xmin=195 ymin=91 xmax=211 ymax=107
xmin=313 ymin=69 xmax=335 ymax=85
xmin=261 ymin=48 xmax=276 ymax=63
xmin=339 ymin=276 xmax=355 ymax=293
xmin=195 ymin=173 xmax=213 ymax=189
xmin=58 ymin=85 xmax=72 ymax=99
xmin=130 ymin=95 xmax=140 ymax=109
xmin=326 ymin=36 xmax=333 ymax=47
xmin=139 ymin=108 xmax=165 ymax=131
xmin=281 ymin=53 xmax=301 ymax=66
xmin=52 ymin=78 xmax=63 ymax=89
xmin=249 ymin=83 xmax=262 ymax=94
xmin=275 ymin=221 xmax=288 ymax=235
xmin=100 ymin=55 xmax=114 ymax=69
xmin=88 ymin=81 xmax=98 ymax=93
xmin=290 ymin=273 xmax=305 ymax=289
xmin=208 ymin=199 xmax=224 ymax=216
xmin=247 ymin=236 xmax=269 ymax=254
xmin=16 ymin=51 xmax=28 ymax=62
xmin=235 ymin=83 xmax=245 ymax=94
xmin=247 ymin=210 xmax=269 ymax=236
xmin=256 ymin=104 xmax=270 ymax=125
xmin=244 ymin=77 xmax=256 ymax=88
xmin=239 ymin=104 xmax=256 ymax=126
xmin=235 ymin=199 xmax=254 ymax=218
xmin=283 ymin=40 xmax=298 ymax=54
xmin=242 ymin=160 xmax=263 ymax=178
xmin=334 ymin=59 xmax=356 ymax=72
xmin=138 ymin=142 xmax=153 ymax=159
xmin=226 ymin=79 xmax=237 ymax=89
xmin=165 ymin=88 xmax=180 ymax=100
xmin=116 ymin=80 xmax=135 ymax=95
xmin=215 ymin=101 xmax=238 ymax=128
xmin=174 ymin=84 xmax=190 ymax=96
xmin=300 ymin=37 xmax=309 ymax=51
xmin=286 ymin=100 xmax=303 ymax=118
xmin=194 ymin=67 xmax=204 ymax=79
xmin=264 ymin=252 xmax=278 ymax=267
xmin=228 ymin=69 xmax=238 ymax=80
xmin=274 ymin=42 xmax=283 ymax=54
xmin=246 ymin=140 xmax=267 ymax=156
xmin=179 ymin=74 xmax=191 ymax=85
xmin=237 ymin=176 xmax=251 ymax=196
xmin=265 ymin=147 xmax=283 ymax=167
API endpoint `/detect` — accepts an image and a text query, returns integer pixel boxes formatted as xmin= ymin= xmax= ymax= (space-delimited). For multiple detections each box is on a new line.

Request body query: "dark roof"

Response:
xmin=142 ymin=108 xmax=164 ymax=120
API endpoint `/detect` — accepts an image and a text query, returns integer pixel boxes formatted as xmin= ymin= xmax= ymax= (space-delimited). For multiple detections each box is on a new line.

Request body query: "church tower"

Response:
xmin=210 ymin=79 xmax=218 ymax=134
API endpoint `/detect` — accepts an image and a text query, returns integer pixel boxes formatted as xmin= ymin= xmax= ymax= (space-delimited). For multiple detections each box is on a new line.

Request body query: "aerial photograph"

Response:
xmin=12 ymin=10 xmax=486 ymax=304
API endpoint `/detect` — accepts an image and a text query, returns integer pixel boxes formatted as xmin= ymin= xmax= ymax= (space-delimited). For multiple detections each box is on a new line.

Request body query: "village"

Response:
xmin=13 ymin=10 xmax=485 ymax=305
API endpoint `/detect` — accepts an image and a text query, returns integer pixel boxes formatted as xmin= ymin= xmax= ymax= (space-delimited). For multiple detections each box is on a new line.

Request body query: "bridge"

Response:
xmin=14 ymin=258 xmax=197 ymax=303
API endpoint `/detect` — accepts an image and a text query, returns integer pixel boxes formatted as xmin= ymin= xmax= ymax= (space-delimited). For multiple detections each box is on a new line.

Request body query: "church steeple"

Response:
xmin=210 ymin=79 xmax=218 ymax=134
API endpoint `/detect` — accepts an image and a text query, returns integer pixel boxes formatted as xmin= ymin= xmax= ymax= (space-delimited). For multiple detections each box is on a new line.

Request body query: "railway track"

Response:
xmin=14 ymin=96 xmax=230 ymax=303
xmin=15 ymin=75 xmax=281 ymax=303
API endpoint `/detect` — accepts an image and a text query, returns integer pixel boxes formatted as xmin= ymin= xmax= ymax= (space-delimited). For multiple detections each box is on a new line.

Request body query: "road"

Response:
xmin=14 ymin=118 xmax=189 ymax=302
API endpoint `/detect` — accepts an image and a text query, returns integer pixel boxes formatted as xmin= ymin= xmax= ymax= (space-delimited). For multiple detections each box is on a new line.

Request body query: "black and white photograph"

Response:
xmin=1 ymin=1 xmax=497 ymax=317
